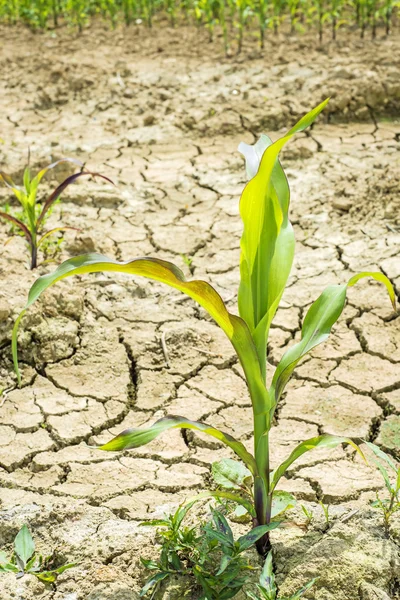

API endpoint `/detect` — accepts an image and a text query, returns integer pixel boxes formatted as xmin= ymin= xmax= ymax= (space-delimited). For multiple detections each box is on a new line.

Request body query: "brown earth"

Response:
xmin=0 ymin=21 xmax=399 ymax=600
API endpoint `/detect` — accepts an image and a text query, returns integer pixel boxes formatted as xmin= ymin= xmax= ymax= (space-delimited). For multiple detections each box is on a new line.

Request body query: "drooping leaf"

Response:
xmin=0 ymin=211 xmax=32 ymax=243
xmin=212 ymin=458 xmax=252 ymax=490
xmin=238 ymin=101 xmax=328 ymax=377
xmin=236 ymin=522 xmax=280 ymax=553
xmin=271 ymin=434 xmax=365 ymax=492
xmin=364 ymin=441 xmax=398 ymax=472
xmin=99 ymin=415 xmax=257 ymax=475
xmin=271 ymin=272 xmax=396 ymax=411
xmin=14 ymin=525 xmax=35 ymax=569
xmin=37 ymin=226 xmax=81 ymax=248
xmin=12 ymin=253 xmax=268 ymax=420
xmin=37 ymin=171 xmax=114 ymax=226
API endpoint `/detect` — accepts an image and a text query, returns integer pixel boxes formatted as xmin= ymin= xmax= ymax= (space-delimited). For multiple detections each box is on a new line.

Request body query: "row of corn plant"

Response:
xmin=0 ymin=0 xmax=398 ymax=50
xmin=12 ymin=100 xmax=396 ymax=557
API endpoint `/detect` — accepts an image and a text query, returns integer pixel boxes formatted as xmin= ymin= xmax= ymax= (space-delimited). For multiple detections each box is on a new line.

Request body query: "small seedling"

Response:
xmin=366 ymin=441 xmax=400 ymax=535
xmin=0 ymin=158 xmax=111 ymax=269
xmin=0 ymin=524 xmax=75 ymax=583
xmin=140 ymin=502 xmax=277 ymax=599
xmin=12 ymin=101 xmax=396 ymax=556
xmin=246 ymin=551 xmax=316 ymax=599
xmin=318 ymin=501 xmax=330 ymax=525
xmin=300 ymin=505 xmax=314 ymax=529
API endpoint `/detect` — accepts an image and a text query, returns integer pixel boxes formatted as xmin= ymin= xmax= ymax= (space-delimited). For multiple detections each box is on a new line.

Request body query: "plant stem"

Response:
xmin=30 ymin=241 xmax=38 ymax=270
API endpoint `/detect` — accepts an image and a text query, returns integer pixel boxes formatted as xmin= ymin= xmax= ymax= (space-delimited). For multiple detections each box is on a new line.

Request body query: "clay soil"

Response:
xmin=0 ymin=20 xmax=399 ymax=600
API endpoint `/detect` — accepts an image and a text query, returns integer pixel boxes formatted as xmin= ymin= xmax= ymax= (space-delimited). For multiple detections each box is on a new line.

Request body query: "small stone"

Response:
xmin=332 ymin=198 xmax=353 ymax=211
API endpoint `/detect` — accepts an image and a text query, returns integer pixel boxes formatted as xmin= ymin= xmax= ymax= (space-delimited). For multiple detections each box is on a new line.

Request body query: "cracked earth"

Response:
xmin=0 ymin=22 xmax=399 ymax=600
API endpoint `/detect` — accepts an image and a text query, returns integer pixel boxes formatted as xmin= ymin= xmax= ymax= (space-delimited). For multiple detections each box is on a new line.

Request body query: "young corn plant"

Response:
xmin=0 ymin=159 xmax=111 ymax=269
xmin=12 ymin=100 xmax=396 ymax=556
xmin=0 ymin=524 xmax=75 ymax=583
xmin=366 ymin=441 xmax=400 ymax=536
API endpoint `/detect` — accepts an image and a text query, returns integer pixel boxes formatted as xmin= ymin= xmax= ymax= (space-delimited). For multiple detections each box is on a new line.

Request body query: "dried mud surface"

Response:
xmin=0 ymin=22 xmax=399 ymax=600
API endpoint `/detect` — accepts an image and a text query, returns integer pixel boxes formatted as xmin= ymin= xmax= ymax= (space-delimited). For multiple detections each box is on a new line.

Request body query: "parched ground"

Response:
xmin=0 ymin=22 xmax=399 ymax=600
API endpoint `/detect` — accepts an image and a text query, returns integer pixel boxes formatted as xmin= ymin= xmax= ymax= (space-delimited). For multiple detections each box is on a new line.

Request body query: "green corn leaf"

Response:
xmin=23 ymin=167 xmax=31 ymax=195
xmin=238 ymin=100 xmax=328 ymax=376
xmin=271 ymin=272 xmax=396 ymax=410
xmin=212 ymin=458 xmax=252 ymax=490
xmin=12 ymin=253 xmax=268 ymax=418
xmin=271 ymin=434 xmax=365 ymax=492
xmin=0 ymin=171 xmax=25 ymax=204
xmin=14 ymin=525 xmax=35 ymax=569
xmin=364 ymin=441 xmax=398 ymax=473
xmin=99 ymin=415 xmax=257 ymax=475
xmin=236 ymin=522 xmax=280 ymax=553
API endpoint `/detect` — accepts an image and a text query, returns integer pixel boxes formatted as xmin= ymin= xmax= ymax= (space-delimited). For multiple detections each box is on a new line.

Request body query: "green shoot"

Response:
xmin=12 ymin=101 xmax=396 ymax=556
xmin=0 ymin=159 xmax=112 ymax=269
xmin=366 ymin=441 xmax=400 ymax=536
xmin=0 ymin=524 xmax=76 ymax=583
xmin=318 ymin=501 xmax=330 ymax=525
xmin=246 ymin=552 xmax=317 ymax=599
xmin=300 ymin=505 xmax=314 ymax=529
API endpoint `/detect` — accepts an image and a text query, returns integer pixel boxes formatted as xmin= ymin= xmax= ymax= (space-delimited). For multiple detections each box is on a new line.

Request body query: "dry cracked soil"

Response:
xmin=0 ymin=20 xmax=399 ymax=600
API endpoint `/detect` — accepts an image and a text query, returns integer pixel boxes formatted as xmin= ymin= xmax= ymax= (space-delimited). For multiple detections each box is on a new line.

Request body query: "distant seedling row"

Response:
xmin=0 ymin=0 xmax=398 ymax=53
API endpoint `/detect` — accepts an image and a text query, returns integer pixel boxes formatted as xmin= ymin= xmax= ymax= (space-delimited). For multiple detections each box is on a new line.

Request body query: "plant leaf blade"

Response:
xmin=14 ymin=525 xmax=35 ymax=569
xmin=99 ymin=415 xmax=257 ymax=475
xmin=271 ymin=434 xmax=365 ymax=491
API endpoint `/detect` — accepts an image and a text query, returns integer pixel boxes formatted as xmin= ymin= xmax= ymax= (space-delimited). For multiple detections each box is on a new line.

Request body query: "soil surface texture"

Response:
xmin=0 ymin=22 xmax=399 ymax=600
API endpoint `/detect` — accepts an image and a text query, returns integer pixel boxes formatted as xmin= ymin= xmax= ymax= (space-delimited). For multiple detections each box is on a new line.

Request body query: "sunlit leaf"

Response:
xmin=271 ymin=272 xmax=396 ymax=411
xmin=99 ymin=415 xmax=257 ymax=474
xmin=238 ymin=101 xmax=328 ymax=377
xmin=12 ymin=253 xmax=268 ymax=421
xmin=271 ymin=434 xmax=365 ymax=491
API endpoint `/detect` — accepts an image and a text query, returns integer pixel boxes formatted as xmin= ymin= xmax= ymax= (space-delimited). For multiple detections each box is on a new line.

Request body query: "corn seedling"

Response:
xmin=0 ymin=525 xmax=75 ymax=583
xmin=140 ymin=503 xmax=276 ymax=599
xmin=246 ymin=552 xmax=316 ymax=599
xmin=318 ymin=500 xmax=330 ymax=525
xmin=366 ymin=441 xmax=400 ymax=535
xmin=0 ymin=158 xmax=111 ymax=269
xmin=12 ymin=100 xmax=396 ymax=556
xmin=300 ymin=504 xmax=314 ymax=528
